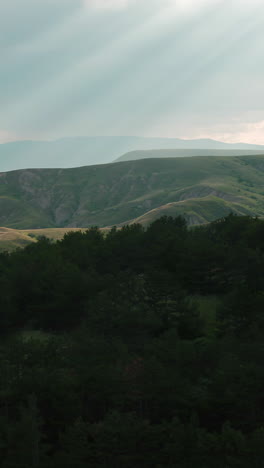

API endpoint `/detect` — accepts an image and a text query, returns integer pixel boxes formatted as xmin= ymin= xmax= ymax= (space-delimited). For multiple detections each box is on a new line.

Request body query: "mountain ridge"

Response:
xmin=115 ymin=148 xmax=264 ymax=162
xmin=1 ymin=136 xmax=264 ymax=171
xmin=1 ymin=155 xmax=264 ymax=230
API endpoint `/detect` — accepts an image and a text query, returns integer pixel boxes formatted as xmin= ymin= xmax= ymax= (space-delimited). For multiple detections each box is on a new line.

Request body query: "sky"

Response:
xmin=1 ymin=0 xmax=264 ymax=144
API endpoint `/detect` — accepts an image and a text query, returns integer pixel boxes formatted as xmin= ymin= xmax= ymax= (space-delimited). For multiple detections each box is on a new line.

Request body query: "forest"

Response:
xmin=0 ymin=214 xmax=264 ymax=467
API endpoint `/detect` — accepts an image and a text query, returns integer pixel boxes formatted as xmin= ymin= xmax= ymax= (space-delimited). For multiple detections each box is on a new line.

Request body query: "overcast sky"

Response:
xmin=1 ymin=0 xmax=264 ymax=144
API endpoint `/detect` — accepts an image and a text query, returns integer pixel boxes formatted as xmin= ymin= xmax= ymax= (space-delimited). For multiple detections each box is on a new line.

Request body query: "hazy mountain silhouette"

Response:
xmin=1 ymin=136 xmax=264 ymax=171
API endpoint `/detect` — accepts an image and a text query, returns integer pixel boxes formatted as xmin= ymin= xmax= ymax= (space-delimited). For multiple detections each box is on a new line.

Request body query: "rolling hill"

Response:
xmin=1 ymin=155 xmax=264 ymax=233
xmin=2 ymin=136 xmax=264 ymax=171
xmin=115 ymin=148 xmax=264 ymax=162
xmin=0 ymin=227 xmax=36 ymax=251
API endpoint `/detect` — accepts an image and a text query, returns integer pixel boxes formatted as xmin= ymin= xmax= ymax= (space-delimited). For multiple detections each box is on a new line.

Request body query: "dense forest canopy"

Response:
xmin=1 ymin=214 xmax=264 ymax=466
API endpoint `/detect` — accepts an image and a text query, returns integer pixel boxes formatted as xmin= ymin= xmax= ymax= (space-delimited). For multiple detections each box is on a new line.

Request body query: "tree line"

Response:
xmin=0 ymin=214 xmax=264 ymax=466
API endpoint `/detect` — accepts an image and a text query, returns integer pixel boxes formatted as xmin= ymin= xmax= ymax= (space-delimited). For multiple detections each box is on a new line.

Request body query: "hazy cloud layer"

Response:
xmin=84 ymin=0 xmax=134 ymax=9
xmin=1 ymin=0 xmax=264 ymax=143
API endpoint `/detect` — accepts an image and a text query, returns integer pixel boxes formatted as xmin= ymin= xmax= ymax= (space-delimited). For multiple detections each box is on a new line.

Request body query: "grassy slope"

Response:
xmin=0 ymin=227 xmax=36 ymax=251
xmin=23 ymin=227 xmax=89 ymax=241
xmin=131 ymin=196 xmax=255 ymax=226
xmin=0 ymin=227 xmax=89 ymax=252
xmin=0 ymin=155 xmax=264 ymax=230
xmin=0 ymin=227 xmax=112 ymax=252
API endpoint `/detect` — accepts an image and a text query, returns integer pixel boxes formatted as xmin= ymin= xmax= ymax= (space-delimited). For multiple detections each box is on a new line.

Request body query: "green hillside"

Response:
xmin=1 ymin=155 xmax=264 ymax=229
xmin=131 ymin=196 xmax=255 ymax=226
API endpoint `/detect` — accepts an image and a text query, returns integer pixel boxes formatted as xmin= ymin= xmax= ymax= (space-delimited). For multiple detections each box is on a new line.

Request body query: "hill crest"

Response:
xmin=0 ymin=155 xmax=264 ymax=231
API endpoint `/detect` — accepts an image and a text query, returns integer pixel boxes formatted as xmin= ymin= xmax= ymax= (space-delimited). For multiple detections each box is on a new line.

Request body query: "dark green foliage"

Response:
xmin=0 ymin=395 xmax=48 ymax=468
xmin=1 ymin=215 xmax=264 ymax=466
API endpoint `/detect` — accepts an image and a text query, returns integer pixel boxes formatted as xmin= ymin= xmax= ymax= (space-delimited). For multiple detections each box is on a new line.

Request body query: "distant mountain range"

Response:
xmin=1 ymin=136 xmax=264 ymax=171
xmin=1 ymin=155 xmax=264 ymax=233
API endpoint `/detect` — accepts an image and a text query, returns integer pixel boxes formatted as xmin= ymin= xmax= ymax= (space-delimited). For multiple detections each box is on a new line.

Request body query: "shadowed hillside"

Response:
xmin=1 ymin=155 xmax=264 ymax=229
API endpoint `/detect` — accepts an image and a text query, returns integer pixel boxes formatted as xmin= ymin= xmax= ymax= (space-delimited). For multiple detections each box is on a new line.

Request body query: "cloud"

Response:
xmin=218 ymin=120 xmax=264 ymax=145
xmin=188 ymin=120 xmax=264 ymax=145
xmin=2 ymin=0 xmax=264 ymax=146
xmin=0 ymin=129 xmax=20 ymax=144
xmin=166 ymin=0 xmax=221 ymax=14
xmin=83 ymin=0 xmax=134 ymax=9
xmin=83 ymin=0 xmax=264 ymax=13
xmin=83 ymin=0 xmax=219 ymax=12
